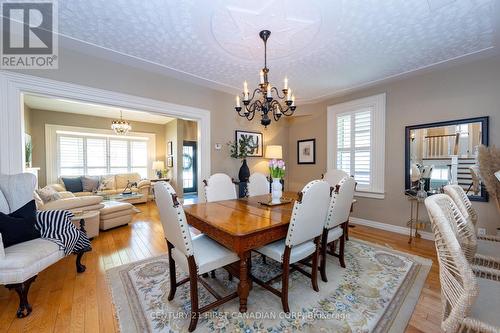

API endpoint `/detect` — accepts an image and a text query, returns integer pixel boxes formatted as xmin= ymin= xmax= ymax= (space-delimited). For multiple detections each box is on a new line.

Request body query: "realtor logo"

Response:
xmin=1 ymin=1 xmax=58 ymax=69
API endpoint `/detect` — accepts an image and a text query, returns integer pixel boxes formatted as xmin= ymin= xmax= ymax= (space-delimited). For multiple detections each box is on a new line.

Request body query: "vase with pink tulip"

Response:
xmin=269 ymin=159 xmax=285 ymax=204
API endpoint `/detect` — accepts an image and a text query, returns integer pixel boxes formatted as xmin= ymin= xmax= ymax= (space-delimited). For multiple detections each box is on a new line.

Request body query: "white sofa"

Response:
xmin=47 ymin=172 xmax=150 ymax=204
xmin=0 ymin=173 xmax=88 ymax=318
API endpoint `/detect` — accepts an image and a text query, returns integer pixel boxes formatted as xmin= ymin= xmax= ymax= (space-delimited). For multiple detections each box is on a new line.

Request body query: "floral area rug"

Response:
xmin=106 ymin=239 xmax=432 ymax=332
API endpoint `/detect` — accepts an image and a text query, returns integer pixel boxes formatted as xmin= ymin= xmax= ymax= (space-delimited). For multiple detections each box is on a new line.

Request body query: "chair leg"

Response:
xmin=311 ymin=237 xmax=320 ymax=292
xmin=320 ymin=229 xmax=328 ymax=282
xmin=339 ymin=227 xmax=346 ymax=268
xmin=281 ymin=247 xmax=291 ymax=313
xmin=6 ymin=275 xmax=37 ymax=318
xmin=261 ymin=254 xmax=267 ymax=264
xmin=167 ymin=241 xmax=177 ymax=301
xmin=210 ymin=270 xmax=216 ymax=278
xmin=187 ymin=257 xmax=199 ymax=332
xmin=228 ymin=272 xmax=233 ymax=281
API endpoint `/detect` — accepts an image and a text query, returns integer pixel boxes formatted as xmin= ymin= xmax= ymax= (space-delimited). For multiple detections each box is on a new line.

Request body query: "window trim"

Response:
xmin=46 ymin=124 xmax=156 ymax=184
xmin=327 ymin=93 xmax=386 ymax=199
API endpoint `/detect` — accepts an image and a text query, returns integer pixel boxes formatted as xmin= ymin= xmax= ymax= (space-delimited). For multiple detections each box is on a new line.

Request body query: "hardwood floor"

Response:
xmin=0 ymin=201 xmax=441 ymax=333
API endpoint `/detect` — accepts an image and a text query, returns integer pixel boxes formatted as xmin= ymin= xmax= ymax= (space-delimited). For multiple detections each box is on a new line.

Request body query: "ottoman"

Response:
xmin=99 ymin=201 xmax=134 ymax=230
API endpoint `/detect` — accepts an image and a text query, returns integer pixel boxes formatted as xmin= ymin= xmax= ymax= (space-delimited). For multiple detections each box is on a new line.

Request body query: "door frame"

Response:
xmin=0 ymin=71 xmax=211 ymax=200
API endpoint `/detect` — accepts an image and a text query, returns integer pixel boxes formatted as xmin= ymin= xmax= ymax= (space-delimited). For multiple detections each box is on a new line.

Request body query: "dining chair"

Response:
xmin=154 ymin=181 xmax=239 ymax=332
xmin=444 ymin=185 xmax=499 ymax=269
xmin=322 ymin=169 xmax=349 ymax=187
xmin=251 ymin=180 xmax=331 ymax=313
xmin=320 ymin=176 xmax=356 ymax=282
xmin=247 ymin=172 xmax=270 ymax=197
xmin=203 ymin=173 xmax=237 ymax=202
xmin=424 ymin=194 xmax=500 ymax=333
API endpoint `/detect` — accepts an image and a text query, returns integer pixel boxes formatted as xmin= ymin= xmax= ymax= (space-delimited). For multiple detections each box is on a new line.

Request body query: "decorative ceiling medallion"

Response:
xmin=211 ymin=0 xmax=321 ymax=60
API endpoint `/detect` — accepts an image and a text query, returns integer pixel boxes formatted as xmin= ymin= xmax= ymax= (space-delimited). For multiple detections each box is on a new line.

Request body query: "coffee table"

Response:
xmin=96 ymin=192 xmax=144 ymax=203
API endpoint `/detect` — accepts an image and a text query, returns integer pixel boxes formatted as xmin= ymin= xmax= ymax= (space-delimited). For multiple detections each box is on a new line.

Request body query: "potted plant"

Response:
xmin=228 ymin=136 xmax=256 ymax=182
xmin=269 ymin=159 xmax=285 ymax=204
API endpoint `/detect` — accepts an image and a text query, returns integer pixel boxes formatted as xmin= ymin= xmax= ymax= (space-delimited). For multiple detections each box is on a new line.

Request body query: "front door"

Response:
xmin=182 ymin=141 xmax=197 ymax=194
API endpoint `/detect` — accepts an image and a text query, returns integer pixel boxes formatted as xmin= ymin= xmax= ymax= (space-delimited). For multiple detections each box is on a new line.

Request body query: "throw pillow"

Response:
xmin=61 ymin=177 xmax=83 ymax=193
xmin=36 ymin=186 xmax=62 ymax=204
xmin=0 ymin=200 xmax=40 ymax=248
xmin=81 ymin=176 xmax=100 ymax=192
xmin=49 ymin=183 xmax=66 ymax=192
xmin=99 ymin=175 xmax=115 ymax=190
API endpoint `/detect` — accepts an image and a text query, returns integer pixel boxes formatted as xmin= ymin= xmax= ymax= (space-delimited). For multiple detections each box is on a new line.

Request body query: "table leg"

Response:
xmin=408 ymin=201 xmax=414 ymax=244
xmin=238 ymin=251 xmax=251 ymax=313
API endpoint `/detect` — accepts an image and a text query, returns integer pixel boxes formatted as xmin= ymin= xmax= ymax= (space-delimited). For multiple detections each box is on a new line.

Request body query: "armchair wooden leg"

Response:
xmin=339 ymin=226 xmax=346 ymax=268
xmin=6 ymin=275 xmax=37 ymax=318
xmin=188 ymin=257 xmax=199 ymax=332
xmin=281 ymin=247 xmax=291 ymax=313
xmin=311 ymin=237 xmax=320 ymax=292
xmin=210 ymin=270 xmax=216 ymax=278
xmin=167 ymin=241 xmax=177 ymax=301
xmin=76 ymin=251 xmax=87 ymax=273
xmin=320 ymin=229 xmax=328 ymax=282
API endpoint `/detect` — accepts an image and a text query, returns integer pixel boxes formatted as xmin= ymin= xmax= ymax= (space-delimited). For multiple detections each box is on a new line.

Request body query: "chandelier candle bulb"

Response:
xmin=267 ymin=85 xmax=271 ymax=97
xmin=291 ymin=95 xmax=295 ymax=106
xmin=284 ymin=77 xmax=288 ymax=90
xmin=243 ymin=81 xmax=249 ymax=99
xmin=260 ymin=70 xmax=264 ymax=84
xmin=287 ymin=88 xmax=292 ymax=101
xmin=236 ymin=95 xmax=240 ymax=107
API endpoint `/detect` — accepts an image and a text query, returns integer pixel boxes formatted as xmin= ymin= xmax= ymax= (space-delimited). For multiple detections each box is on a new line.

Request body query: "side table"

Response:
xmin=71 ymin=211 xmax=100 ymax=239
xmin=405 ymin=195 xmax=430 ymax=244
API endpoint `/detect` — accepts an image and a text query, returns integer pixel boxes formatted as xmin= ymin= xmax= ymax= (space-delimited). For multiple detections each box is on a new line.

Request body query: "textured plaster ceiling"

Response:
xmin=56 ymin=0 xmax=499 ymax=102
xmin=24 ymin=94 xmax=175 ymax=124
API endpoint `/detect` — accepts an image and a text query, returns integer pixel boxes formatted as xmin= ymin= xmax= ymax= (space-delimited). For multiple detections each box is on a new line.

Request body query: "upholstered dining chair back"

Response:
xmin=325 ymin=177 xmax=356 ymax=229
xmin=285 ymin=180 xmax=330 ymax=247
xmin=204 ymin=173 xmax=237 ymax=202
xmin=154 ymin=181 xmax=194 ymax=257
xmin=0 ymin=173 xmax=37 ymax=214
xmin=247 ymin=172 xmax=270 ymax=197
xmin=322 ymin=169 xmax=349 ymax=187
xmin=424 ymin=194 xmax=478 ymax=333
xmin=444 ymin=184 xmax=478 ymax=226
xmin=428 ymin=193 xmax=477 ymax=263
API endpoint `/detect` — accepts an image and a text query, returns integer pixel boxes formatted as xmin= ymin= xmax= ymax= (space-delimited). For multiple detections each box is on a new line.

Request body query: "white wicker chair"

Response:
xmin=444 ymin=185 xmax=500 ymax=270
xmin=425 ymin=194 xmax=500 ymax=333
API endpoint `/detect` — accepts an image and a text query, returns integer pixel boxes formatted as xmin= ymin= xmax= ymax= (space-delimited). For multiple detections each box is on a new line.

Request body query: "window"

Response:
xmin=57 ymin=132 xmax=150 ymax=179
xmin=327 ymin=94 xmax=386 ymax=198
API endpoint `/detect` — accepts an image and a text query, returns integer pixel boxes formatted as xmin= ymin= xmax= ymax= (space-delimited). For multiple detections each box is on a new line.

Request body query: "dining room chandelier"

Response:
xmin=234 ymin=30 xmax=296 ymax=128
xmin=111 ymin=111 xmax=131 ymax=135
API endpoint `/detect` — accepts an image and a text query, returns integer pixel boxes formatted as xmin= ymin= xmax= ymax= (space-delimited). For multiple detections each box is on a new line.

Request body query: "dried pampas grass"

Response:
xmin=478 ymin=145 xmax=500 ymax=212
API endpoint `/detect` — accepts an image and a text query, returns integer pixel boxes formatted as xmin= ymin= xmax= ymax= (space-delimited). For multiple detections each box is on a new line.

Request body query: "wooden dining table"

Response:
xmin=183 ymin=192 xmax=296 ymax=313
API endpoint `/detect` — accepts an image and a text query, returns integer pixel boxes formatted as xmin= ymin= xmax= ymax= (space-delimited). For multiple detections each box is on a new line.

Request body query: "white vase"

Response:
xmin=271 ymin=178 xmax=282 ymax=204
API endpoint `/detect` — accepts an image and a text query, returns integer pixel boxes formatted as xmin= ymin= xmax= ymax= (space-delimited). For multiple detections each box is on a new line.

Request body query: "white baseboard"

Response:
xmin=350 ymin=217 xmax=434 ymax=241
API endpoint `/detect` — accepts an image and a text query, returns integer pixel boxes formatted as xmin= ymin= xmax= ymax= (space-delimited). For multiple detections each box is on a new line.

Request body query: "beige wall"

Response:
xmin=183 ymin=120 xmax=197 ymax=142
xmin=27 ymin=108 xmax=168 ymax=187
xmin=287 ymin=55 xmax=500 ymax=234
xmin=13 ymin=47 xmax=288 ymax=187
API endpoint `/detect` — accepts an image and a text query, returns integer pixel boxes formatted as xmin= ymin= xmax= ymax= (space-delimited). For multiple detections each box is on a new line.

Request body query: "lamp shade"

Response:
xmin=265 ymin=145 xmax=283 ymax=159
xmin=152 ymin=160 xmax=165 ymax=170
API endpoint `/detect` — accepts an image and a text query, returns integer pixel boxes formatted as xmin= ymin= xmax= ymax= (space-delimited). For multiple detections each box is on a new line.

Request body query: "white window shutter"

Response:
xmin=328 ymin=93 xmax=385 ymax=198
